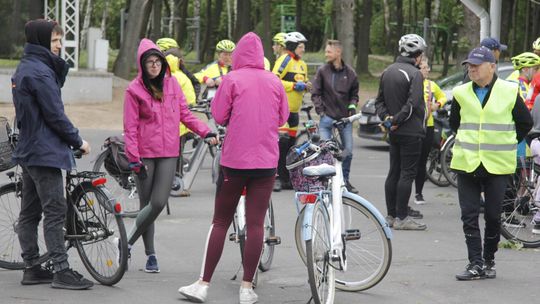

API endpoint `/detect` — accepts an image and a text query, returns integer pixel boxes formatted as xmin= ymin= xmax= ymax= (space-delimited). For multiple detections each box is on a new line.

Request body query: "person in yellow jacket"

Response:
xmin=272 ymin=32 xmax=287 ymax=58
xmin=194 ymin=39 xmax=235 ymax=88
xmin=414 ymin=57 xmax=447 ymax=205
xmin=273 ymin=31 xmax=311 ymax=191
xmin=507 ymin=52 xmax=540 ymax=108
xmin=449 ymin=47 xmax=532 ymax=281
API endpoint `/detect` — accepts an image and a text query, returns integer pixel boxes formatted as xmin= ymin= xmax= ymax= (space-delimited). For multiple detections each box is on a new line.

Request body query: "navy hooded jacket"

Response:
xmin=11 ymin=43 xmax=82 ymax=170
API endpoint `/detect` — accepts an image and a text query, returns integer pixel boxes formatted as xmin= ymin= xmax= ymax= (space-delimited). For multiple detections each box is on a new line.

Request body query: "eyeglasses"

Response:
xmin=145 ymin=59 xmax=162 ymax=68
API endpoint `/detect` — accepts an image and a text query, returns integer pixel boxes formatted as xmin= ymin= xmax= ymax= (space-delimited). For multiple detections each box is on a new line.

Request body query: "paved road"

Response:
xmin=1 ymin=129 xmax=539 ymax=304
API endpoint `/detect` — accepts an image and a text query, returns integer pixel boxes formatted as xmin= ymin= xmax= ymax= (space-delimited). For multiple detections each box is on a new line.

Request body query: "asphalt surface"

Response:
xmin=1 ymin=129 xmax=539 ymax=304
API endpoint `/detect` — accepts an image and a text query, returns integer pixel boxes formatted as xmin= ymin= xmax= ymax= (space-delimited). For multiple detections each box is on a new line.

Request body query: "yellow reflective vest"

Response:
xmin=272 ymin=53 xmax=308 ymax=113
xmin=423 ymin=79 xmax=447 ymax=127
xmin=450 ymin=79 xmax=519 ymax=175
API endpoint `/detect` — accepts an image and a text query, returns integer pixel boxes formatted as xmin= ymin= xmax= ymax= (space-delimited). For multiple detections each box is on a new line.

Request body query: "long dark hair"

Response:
xmin=141 ymin=50 xmax=167 ymax=100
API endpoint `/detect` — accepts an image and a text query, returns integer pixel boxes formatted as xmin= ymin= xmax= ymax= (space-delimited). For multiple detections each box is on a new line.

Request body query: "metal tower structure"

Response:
xmin=44 ymin=0 xmax=79 ymax=70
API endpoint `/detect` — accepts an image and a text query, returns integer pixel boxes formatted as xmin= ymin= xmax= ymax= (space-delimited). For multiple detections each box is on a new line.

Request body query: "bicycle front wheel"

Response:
xmin=336 ymin=197 xmax=392 ymax=291
xmin=306 ymin=201 xmax=335 ymax=304
xmin=426 ymin=149 xmax=450 ymax=187
xmin=70 ymin=183 xmax=128 ymax=285
xmin=258 ymin=199 xmax=275 ymax=272
xmin=0 ymin=181 xmax=48 ymax=270
xmin=500 ymin=172 xmax=540 ymax=248
xmin=93 ymin=149 xmax=140 ymax=218
xmin=441 ymin=136 xmax=458 ymax=188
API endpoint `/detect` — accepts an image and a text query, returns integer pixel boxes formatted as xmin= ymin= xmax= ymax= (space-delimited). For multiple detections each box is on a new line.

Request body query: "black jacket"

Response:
xmin=311 ymin=61 xmax=359 ymax=120
xmin=449 ymin=75 xmax=533 ymax=142
xmin=11 ymin=43 xmax=82 ymax=170
xmin=375 ymin=56 xmax=425 ymax=138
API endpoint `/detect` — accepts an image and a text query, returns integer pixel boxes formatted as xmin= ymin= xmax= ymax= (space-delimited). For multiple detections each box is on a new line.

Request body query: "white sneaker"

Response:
xmin=178 ymin=281 xmax=209 ymax=303
xmin=239 ymin=287 xmax=258 ymax=304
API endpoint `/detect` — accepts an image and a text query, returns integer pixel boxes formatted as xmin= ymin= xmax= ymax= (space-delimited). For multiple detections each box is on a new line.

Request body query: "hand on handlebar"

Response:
xmin=79 ymin=140 xmax=91 ymax=155
xmin=204 ymin=132 xmax=220 ymax=146
xmin=205 ymin=78 xmax=216 ymax=87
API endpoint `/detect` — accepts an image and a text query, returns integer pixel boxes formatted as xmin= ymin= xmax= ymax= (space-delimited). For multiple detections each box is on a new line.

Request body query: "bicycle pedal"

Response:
xmin=343 ymin=229 xmax=361 ymax=241
xmin=228 ymin=232 xmax=237 ymax=242
xmin=265 ymin=236 xmax=281 ymax=246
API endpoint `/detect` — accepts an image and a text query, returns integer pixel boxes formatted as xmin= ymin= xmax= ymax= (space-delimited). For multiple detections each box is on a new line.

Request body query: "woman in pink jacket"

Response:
xmin=124 ymin=38 xmax=217 ymax=273
xmin=178 ymin=32 xmax=289 ymax=304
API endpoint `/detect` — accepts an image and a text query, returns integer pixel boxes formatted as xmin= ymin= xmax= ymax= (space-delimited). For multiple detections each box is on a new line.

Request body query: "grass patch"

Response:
xmin=0 ymin=59 xmax=19 ymax=68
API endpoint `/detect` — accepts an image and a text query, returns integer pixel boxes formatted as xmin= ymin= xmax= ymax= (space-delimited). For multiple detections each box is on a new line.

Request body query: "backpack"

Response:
xmin=102 ymin=136 xmax=131 ymax=189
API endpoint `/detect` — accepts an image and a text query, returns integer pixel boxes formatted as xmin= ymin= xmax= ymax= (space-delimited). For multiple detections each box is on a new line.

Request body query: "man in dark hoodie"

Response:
xmin=375 ymin=33 xmax=427 ymax=231
xmin=11 ymin=19 xmax=93 ymax=290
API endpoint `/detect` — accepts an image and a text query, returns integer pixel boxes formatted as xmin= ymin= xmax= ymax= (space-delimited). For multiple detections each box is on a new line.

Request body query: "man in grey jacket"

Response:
xmin=375 ymin=34 xmax=427 ymax=230
xmin=311 ymin=40 xmax=359 ymax=193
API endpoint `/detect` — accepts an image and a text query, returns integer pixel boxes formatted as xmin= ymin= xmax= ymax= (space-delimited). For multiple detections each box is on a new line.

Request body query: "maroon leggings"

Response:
xmin=201 ymin=168 xmax=275 ymax=283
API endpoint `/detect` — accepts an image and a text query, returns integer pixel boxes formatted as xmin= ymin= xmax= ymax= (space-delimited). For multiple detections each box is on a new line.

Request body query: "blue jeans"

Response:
xmin=319 ymin=115 xmax=353 ymax=181
xmin=18 ymin=166 xmax=70 ymax=272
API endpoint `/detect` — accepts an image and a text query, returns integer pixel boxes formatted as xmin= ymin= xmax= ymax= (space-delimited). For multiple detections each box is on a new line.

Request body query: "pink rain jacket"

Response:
xmin=124 ymin=38 xmax=211 ymax=162
xmin=211 ymin=32 xmax=289 ymax=169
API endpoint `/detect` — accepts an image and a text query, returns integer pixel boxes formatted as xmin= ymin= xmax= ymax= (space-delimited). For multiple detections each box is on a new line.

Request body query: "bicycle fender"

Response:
xmin=302 ymin=204 xmax=315 ymax=241
xmin=342 ymin=192 xmax=393 ymax=239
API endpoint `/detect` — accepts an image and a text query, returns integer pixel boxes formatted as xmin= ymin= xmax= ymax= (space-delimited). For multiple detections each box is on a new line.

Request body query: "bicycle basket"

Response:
xmin=102 ymin=136 xmax=132 ymax=189
xmin=0 ymin=117 xmax=15 ymax=172
xmin=286 ymin=142 xmax=334 ymax=192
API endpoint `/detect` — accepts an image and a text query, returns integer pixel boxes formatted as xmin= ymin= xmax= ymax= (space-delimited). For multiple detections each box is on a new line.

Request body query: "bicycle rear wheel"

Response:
xmin=70 ymin=182 xmax=128 ymax=285
xmin=0 ymin=181 xmax=48 ymax=270
xmin=258 ymin=199 xmax=275 ymax=272
xmin=441 ymin=136 xmax=458 ymax=188
xmin=500 ymin=172 xmax=540 ymax=248
xmin=306 ymin=201 xmax=335 ymax=304
xmin=426 ymin=149 xmax=450 ymax=187
xmin=93 ymin=149 xmax=139 ymax=218
xmin=336 ymin=197 xmax=392 ymax=291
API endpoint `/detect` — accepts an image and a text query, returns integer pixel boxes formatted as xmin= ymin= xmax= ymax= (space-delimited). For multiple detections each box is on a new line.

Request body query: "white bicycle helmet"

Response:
xmin=284 ymin=32 xmax=307 ymax=43
xmin=398 ymin=34 xmax=427 ymax=57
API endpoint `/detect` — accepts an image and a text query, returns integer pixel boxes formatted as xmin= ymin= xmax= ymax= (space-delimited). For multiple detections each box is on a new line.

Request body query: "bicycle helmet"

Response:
xmin=398 ymin=34 xmax=427 ymax=57
xmin=216 ymin=39 xmax=235 ymax=52
xmin=284 ymin=32 xmax=307 ymax=44
xmin=272 ymin=32 xmax=286 ymax=46
xmin=156 ymin=38 xmax=179 ymax=52
xmin=533 ymin=37 xmax=540 ymax=51
xmin=511 ymin=52 xmax=540 ymax=70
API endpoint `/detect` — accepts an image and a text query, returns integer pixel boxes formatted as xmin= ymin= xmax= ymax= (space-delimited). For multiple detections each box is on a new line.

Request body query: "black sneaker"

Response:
xmin=408 ymin=207 xmax=423 ymax=219
xmin=273 ymin=179 xmax=282 ymax=192
xmin=52 ymin=269 xmax=94 ymax=290
xmin=345 ymin=181 xmax=359 ymax=194
xmin=21 ymin=265 xmax=53 ymax=285
xmin=484 ymin=260 xmax=496 ymax=279
xmin=455 ymin=264 xmax=485 ymax=281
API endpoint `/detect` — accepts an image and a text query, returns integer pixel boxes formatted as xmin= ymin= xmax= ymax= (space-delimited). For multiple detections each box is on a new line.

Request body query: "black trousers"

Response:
xmin=385 ymin=134 xmax=422 ymax=219
xmin=415 ymin=126 xmax=434 ymax=195
xmin=457 ymin=171 xmax=508 ymax=265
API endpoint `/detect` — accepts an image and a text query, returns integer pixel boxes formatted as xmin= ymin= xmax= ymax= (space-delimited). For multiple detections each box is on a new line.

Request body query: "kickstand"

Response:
xmin=230 ymin=263 xmax=242 ymax=281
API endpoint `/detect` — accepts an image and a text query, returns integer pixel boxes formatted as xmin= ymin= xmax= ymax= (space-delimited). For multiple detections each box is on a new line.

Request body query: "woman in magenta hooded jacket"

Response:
xmin=123 ymin=38 xmax=217 ymax=272
xmin=178 ymin=33 xmax=289 ymax=304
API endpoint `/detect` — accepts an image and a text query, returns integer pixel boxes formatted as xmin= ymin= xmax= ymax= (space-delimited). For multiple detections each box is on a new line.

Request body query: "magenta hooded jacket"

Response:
xmin=211 ymin=32 xmax=289 ymax=169
xmin=124 ymin=38 xmax=211 ymax=162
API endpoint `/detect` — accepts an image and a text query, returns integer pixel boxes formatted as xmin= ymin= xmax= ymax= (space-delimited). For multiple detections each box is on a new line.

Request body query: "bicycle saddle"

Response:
xmin=303 ymin=163 xmax=336 ymax=178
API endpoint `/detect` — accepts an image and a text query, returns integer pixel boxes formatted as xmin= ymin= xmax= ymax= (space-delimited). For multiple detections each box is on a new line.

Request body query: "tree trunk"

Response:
xmin=141 ymin=0 xmax=154 ymax=38
xmin=524 ymin=0 xmax=531 ymax=51
xmin=100 ymin=1 xmax=110 ymax=39
xmin=424 ymin=0 xmax=432 ymax=19
xmin=458 ymin=3 xmax=480 ymax=63
xmin=356 ymin=0 xmax=373 ymax=75
xmin=150 ymin=0 xmax=162 ymax=41
xmin=509 ymin=0 xmax=518 ymax=54
xmin=395 ymin=0 xmax=404 ymax=56
xmin=432 ymin=0 xmax=440 ymax=25
xmin=296 ymin=0 xmax=302 ymax=32
xmin=80 ymin=0 xmax=92 ymax=49
xmin=382 ymin=0 xmax=391 ymax=51
xmin=234 ymin=0 xmax=252 ymax=41
xmin=201 ymin=0 xmax=213 ymax=61
xmin=208 ymin=0 xmax=224 ymax=60
xmin=113 ymin=0 xmax=153 ymax=79
xmin=334 ymin=0 xmax=355 ymax=66
xmin=28 ymin=0 xmax=43 ymax=19
xmin=262 ymin=0 xmax=272 ymax=60
xmin=194 ymin=0 xmax=202 ymax=61
xmin=500 ymin=0 xmax=513 ymax=54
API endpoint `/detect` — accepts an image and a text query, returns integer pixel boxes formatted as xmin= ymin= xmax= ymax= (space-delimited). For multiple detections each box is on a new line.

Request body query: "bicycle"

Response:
xmin=440 ymin=133 xmax=458 ymax=188
xmin=426 ymin=107 xmax=452 ymax=187
xmin=500 ymin=155 xmax=540 ymax=247
xmin=0 ymin=147 xmax=128 ymax=285
xmin=287 ymin=113 xmax=393 ymax=304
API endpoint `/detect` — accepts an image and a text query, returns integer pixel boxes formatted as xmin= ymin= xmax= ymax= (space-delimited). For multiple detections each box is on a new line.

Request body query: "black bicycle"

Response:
xmin=0 ymin=133 xmax=128 ymax=285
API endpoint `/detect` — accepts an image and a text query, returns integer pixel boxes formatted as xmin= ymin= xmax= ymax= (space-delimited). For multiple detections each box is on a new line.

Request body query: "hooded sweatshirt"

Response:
xmin=123 ymin=38 xmax=211 ymax=162
xmin=211 ymin=32 xmax=289 ymax=169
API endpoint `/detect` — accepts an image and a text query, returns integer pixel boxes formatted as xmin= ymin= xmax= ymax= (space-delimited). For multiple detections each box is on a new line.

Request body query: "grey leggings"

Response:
xmin=128 ymin=157 xmax=177 ymax=255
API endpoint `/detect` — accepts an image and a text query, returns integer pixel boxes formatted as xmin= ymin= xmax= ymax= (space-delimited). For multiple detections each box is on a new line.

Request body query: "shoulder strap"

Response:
xmin=277 ymin=55 xmax=292 ymax=76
